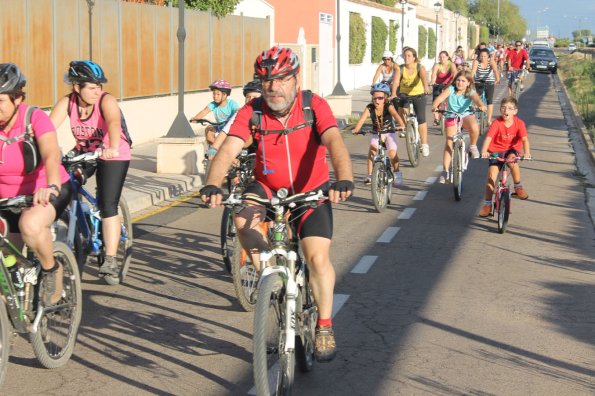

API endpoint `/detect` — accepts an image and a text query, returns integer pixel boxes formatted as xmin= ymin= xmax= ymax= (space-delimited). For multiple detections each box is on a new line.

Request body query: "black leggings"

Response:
xmin=96 ymin=160 xmax=129 ymax=218
xmin=475 ymin=82 xmax=495 ymax=105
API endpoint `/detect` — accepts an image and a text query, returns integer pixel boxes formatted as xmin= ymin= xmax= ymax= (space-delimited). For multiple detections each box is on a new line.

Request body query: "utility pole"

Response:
xmin=86 ymin=0 xmax=95 ymax=60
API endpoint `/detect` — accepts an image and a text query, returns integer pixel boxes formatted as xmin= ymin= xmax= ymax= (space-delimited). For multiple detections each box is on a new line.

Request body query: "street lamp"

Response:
xmin=434 ymin=2 xmax=441 ymax=63
xmin=454 ymin=10 xmax=460 ymax=48
xmin=400 ymin=0 xmax=407 ymax=53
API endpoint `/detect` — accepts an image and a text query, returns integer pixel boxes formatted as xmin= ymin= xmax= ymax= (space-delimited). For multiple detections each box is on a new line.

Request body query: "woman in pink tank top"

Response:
xmin=430 ymin=51 xmax=457 ymax=126
xmin=50 ymin=60 xmax=131 ymax=279
xmin=0 ymin=63 xmax=74 ymax=305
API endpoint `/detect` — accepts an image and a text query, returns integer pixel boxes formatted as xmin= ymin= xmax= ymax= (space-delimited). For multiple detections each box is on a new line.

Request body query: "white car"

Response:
xmin=568 ymin=43 xmax=577 ymax=52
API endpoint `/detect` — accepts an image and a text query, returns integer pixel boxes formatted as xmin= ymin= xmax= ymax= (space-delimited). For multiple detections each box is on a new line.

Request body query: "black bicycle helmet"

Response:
xmin=0 ymin=63 xmax=26 ymax=94
xmin=242 ymin=79 xmax=262 ymax=96
xmin=67 ymin=60 xmax=107 ymax=84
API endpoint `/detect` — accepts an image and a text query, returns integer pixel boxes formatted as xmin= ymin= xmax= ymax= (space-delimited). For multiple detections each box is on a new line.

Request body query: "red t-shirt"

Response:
xmin=486 ymin=116 xmax=527 ymax=153
xmin=507 ymin=49 xmax=528 ymax=70
xmin=228 ymin=91 xmax=337 ymax=194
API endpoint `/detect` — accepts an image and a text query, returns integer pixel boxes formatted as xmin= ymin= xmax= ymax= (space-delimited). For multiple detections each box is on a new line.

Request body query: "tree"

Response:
xmin=418 ymin=26 xmax=427 ymax=59
xmin=349 ymin=12 xmax=367 ymax=64
xmin=167 ymin=0 xmax=241 ymax=17
xmin=444 ymin=0 xmax=469 ymax=15
xmin=372 ymin=0 xmax=397 ymax=6
xmin=470 ymin=0 xmax=526 ymax=42
xmin=371 ymin=17 xmax=388 ymax=63
xmin=389 ymin=20 xmax=400 ymax=53
xmin=428 ymin=27 xmax=436 ymax=60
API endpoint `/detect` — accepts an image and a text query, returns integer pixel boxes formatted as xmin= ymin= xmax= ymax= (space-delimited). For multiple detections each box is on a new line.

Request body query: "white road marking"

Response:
xmin=376 ymin=227 xmax=400 ymax=243
xmin=351 ymin=256 xmax=378 ymax=274
xmin=399 ymin=208 xmax=416 ymax=219
xmin=413 ymin=191 xmax=428 ymax=201
xmin=247 ymin=293 xmax=351 ymax=395
xmin=425 ymin=176 xmax=438 ymax=184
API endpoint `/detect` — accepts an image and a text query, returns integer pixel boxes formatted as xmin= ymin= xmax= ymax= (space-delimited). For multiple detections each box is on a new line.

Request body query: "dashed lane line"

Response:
xmin=425 ymin=176 xmax=438 ymax=184
xmin=399 ymin=207 xmax=416 ymax=219
xmin=376 ymin=227 xmax=400 ymax=243
xmin=351 ymin=255 xmax=378 ymax=274
xmin=413 ymin=191 xmax=428 ymax=201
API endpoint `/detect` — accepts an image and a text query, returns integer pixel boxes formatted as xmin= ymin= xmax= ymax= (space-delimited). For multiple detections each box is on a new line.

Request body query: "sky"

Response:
xmin=515 ymin=0 xmax=595 ymax=39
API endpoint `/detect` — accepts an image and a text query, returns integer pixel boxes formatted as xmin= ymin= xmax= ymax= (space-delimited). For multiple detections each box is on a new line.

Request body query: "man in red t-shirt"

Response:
xmin=478 ymin=96 xmax=532 ymax=217
xmin=506 ymin=40 xmax=529 ymax=95
xmin=200 ymin=46 xmax=353 ymax=363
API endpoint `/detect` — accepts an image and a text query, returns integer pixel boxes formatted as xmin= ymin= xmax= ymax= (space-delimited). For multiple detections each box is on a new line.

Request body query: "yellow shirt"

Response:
xmin=400 ymin=64 xmax=424 ymax=96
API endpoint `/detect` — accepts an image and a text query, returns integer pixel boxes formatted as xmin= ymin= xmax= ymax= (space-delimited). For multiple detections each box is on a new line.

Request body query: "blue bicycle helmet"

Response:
xmin=67 ymin=60 xmax=107 ymax=84
xmin=370 ymin=82 xmax=390 ymax=96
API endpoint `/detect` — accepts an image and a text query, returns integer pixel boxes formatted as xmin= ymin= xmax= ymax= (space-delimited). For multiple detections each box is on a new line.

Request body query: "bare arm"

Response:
xmin=202 ymin=135 xmax=245 ymax=207
xmin=49 ymin=96 xmax=69 ymax=129
xmin=352 ymin=107 xmax=370 ymax=134
xmin=431 ymin=88 xmax=451 ymax=111
xmin=99 ymin=94 xmax=123 ymax=159
xmin=390 ymin=65 xmax=401 ymax=98
xmin=491 ymin=59 xmax=500 ymax=84
xmin=191 ymin=106 xmax=211 ymax=121
xmin=430 ymin=64 xmax=438 ymax=85
xmin=471 ymin=60 xmax=478 ymax=76
xmin=321 ymin=127 xmax=353 ymax=203
xmin=480 ymin=136 xmax=493 ymax=158
xmin=372 ymin=65 xmax=382 ymax=84
xmin=419 ymin=66 xmax=430 ymax=95
xmin=35 ymin=131 xmax=63 ymax=206
xmin=521 ymin=136 xmax=531 ymax=159
xmin=388 ymin=104 xmax=405 ymax=128
xmin=470 ymin=92 xmax=486 ymax=111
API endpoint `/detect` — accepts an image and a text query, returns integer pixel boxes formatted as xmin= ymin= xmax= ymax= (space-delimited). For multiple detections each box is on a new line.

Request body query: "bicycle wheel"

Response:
xmin=253 ymin=274 xmax=294 ymax=396
xmin=103 ymin=197 xmax=134 ymax=285
xmin=497 ymin=191 xmax=511 ymax=234
xmin=31 ymin=242 xmax=82 ymax=369
xmin=56 ymin=211 xmax=86 ymax=275
xmin=479 ymin=111 xmax=487 ymax=136
xmin=371 ymin=162 xmax=388 ymax=212
xmin=405 ymin=120 xmax=420 ymax=168
xmin=513 ymin=80 xmax=521 ymax=100
xmin=231 ymin=240 xmax=258 ymax=312
xmin=0 ymin=303 xmax=9 ymax=387
xmin=295 ymin=267 xmax=317 ymax=373
xmin=452 ymin=142 xmax=463 ymax=201
xmin=220 ymin=207 xmax=234 ymax=274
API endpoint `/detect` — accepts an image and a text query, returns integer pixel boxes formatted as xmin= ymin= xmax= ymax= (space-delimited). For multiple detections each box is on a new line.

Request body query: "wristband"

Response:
xmin=48 ymin=184 xmax=61 ymax=193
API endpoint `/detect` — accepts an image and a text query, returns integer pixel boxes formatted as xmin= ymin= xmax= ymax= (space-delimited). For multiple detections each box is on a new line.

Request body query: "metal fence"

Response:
xmin=0 ymin=0 xmax=270 ymax=107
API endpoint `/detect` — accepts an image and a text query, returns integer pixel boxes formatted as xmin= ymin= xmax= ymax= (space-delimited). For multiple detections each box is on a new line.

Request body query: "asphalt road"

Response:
xmin=3 ymin=72 xmax=595 ymax=395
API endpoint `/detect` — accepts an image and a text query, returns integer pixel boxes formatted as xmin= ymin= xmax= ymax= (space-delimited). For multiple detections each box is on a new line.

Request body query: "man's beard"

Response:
xmin=264 ymin=88 xmax=298 ymax=117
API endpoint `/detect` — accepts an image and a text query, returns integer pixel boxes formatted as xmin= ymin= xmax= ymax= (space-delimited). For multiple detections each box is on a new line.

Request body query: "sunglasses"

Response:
xmin=372 ymin=96 xmax=385 ymax=101
xmin=382 ymin=58 xmax=391 ymax=61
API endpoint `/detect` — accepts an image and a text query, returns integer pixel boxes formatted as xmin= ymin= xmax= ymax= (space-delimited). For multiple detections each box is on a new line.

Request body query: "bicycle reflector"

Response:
xmin=74 ymin=166 xmax=87 ymax=185
xmin=0 ymin=217 xmax=7 ymax=238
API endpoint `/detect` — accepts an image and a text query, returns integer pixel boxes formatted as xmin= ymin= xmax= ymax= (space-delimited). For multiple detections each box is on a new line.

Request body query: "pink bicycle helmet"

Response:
xmin=254 ymin=46 xmax=300 ymax=81
xmin=209 ymin=79 xmax=232 ymax=95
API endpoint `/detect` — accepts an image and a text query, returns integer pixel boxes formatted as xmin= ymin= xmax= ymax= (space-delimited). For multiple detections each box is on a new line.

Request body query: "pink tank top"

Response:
xmin=68 ymin=93 xmax=131 ymax=161
xmin=436 ymin=63 xmax=454 ymax=85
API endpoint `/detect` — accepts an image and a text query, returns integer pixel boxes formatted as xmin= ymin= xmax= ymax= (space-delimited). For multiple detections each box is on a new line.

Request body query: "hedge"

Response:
xmin=418 ymin=25 xmax=427 ymax=59
xmin=428 ymin=27 xmax=436 ymax=60
xmin=389 ymin=20 xmax=399 ymax=54
xmin=349 ymin=12 xmax=366 ymax=64
xmin=479 ymin=26 xmax=489 ymax=44
xmin=371 ymin=17 xmax=388 ymax=63
xmin=469 ymin=24 xmax=477 ymax=49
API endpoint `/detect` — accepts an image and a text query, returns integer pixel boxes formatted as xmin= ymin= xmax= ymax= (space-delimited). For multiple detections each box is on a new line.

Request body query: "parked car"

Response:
xmin=529 ymin=47 xmax=557 ymax=74
xmin=568 ymin=43 xmax=577 ymax=53
xmin=532 ymin=39 xmax=550 ymax=48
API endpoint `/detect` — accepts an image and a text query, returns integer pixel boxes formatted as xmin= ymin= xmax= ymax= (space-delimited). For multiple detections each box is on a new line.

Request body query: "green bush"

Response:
xmin=479 ymin=26 xmax=489 ymax=43
xmin=418 ymin=26 xmax=427 ymax=59
xmin=389 ymin=20 xmax=399 ymax=53
xmin=428 ymin=27 xmax=436 ymax=60
xmin=559 ymin=55 xmax=595 ymax=140
xmin=469 ymin=25 xmax=477 ymax=49
xmin=371 ymin=17 xmax=388 ymax=63
xmin=349 ymin=12 xmax=366 ymax=64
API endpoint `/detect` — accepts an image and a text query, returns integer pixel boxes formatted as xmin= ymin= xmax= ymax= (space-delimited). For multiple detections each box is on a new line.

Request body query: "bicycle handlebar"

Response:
xmin=0 ymin=195 xmax=33 ymax=209
xmin=62 ymin=150 xmax=101 ymax=165
xmin=190 ymin=118 xmax=220 ymax=126
xmin=223 ymin=189 xmax=327 ymax=209
xmin=482 ymin=155 xmax=530 ymax=162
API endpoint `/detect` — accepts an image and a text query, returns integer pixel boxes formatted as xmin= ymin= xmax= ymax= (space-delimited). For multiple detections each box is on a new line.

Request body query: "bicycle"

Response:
xmin=488 ymin=155 xmax=524 ymax=234
xmin=224 ymin=189 xmax=323 ymax=396
xmin=354 ymin=124 xmax=402 ymax=212
xmin=219 ymin=149 xmax=258 ymax=311
xmin=0 ymin=196 xmax=82 ymax=384
xmin=509 ymin=70 xmax=522 ymax=100
xmin=190 ymin=118 xmax=224 ymax=174
xmin=60 ymin=151 xmax=134 ymax=285
xmin=435 ymin=109 xmax=472 ymax=201
xmin=474 ymin=81 xmax=491 ymax=136
xmin=431 ymin=84 xmax=448 ymax=136
xmin=397 ymin=95 xmax=422 ymax=168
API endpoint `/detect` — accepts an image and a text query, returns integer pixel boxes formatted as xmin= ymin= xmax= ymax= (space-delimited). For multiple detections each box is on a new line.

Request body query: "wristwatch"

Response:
xmin=47 ymin=184 xmax=61 ymax=193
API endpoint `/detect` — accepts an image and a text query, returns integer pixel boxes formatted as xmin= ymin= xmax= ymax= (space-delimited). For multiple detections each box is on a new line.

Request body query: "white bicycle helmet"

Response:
xmin=382 ymin=50 xmax=393 ymax=60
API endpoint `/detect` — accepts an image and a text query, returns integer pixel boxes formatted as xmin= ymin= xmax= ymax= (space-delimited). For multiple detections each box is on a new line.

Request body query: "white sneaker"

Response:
xmin=421 ymin=144 xmax=430 ymax=157
xmin=469 ymin=145 xmax=480 ymax=159
xmin=393 ymin=171 xmax=404 ymax=187
xmin=439 ymin=171 xmax=449 ymax=184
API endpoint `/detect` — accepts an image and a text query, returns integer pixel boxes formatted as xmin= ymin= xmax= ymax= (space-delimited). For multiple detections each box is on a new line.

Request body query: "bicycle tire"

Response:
xmin=0 ymin=303 xmax=9 ymax=387
xmin=30 ymin=241 xmax=82 ymax=369
xmin=371 ymin=162 xmax=388 ymax=212
xmin=513 ymin=80 xmax=520 ymax=100
xmin=497 ymin=191 xmax=510 ymax=234
xmin=56 ymin=212 xmax=86 ymax=275
xmin=253 ymin=274 xmax=294 ymax=396
xmin=103 ymin=197 xmax=134 ymax=285
xmin=479 ymin=111 xmax=487 ymax=136
xmin=295 ymin=264 xmax=317 ymax=373
xmin=405 ymin=120 xmax=420 ymax=168
xmin=231 ymin=240 xmax=258 ymax=312
xmin=440 ymin=114 xmax=446 ymax=136
xmin=220 ymin=207 xmax=234 ymax=274
xmin=452 ymin=142 xmax=463 ymax=201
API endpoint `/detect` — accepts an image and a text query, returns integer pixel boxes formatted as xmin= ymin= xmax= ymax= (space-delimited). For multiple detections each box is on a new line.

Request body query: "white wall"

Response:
xmin=233 ymin=0 xmax=275 ymax=45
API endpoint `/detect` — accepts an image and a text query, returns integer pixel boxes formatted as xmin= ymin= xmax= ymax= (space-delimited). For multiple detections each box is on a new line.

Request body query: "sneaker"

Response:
xmin=399 ymin=131 xmax=406 ymax=138
xmin=479 ymin=204 xmax=492 ymax=217
xmin=315 ymin=326 xmax=337 ymax=362
xmin=421 ymin=144 xmax=430 ymax=157
xmin=520 ymin=84 xmax=524 ymax=91
xmin=469 ymin=145 xmax=480 ymax=159
xmin=363 ymin=175 xmax=372 ymax=185
xmin=41 ymin=263 xmax=63 ymax=306
xmin=99 ymin=255 xmax=119 ymax=277
xmin=439 ymin=171 xmax=449 ymax=184
xmin=393 ymin=171 xmax=404 ymax=187
xmin=513 ymin=186 xmax=529 ymax=200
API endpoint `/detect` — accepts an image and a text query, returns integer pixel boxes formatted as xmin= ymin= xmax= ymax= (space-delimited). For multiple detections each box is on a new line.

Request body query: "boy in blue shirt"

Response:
xmin=191 ymin=79 xmax=240 ymax=145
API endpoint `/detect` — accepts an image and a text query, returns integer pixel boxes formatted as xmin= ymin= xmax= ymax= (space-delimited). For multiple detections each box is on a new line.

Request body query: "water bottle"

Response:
xmin=5 ymin=254 xmax=24 ymax=289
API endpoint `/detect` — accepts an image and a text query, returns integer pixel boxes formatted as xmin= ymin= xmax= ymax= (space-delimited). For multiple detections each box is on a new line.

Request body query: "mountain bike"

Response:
xmin=509 ymin=70 xmax=522 ymax=100
xmin=400 ymin=95 xmax=421 ymax=168
xmin=224 ymin=189 xmax=323 ymax=396
xmin=436 ymin=109 xmax=472 ymax=201
xmin=0 ymin=196 xmax=81 ymax=385
xmin=489 ymin=155 xmax=524 ymax=234
xmin=219 ymin=149 xmax=258 ymax=311
xmin=60 ymin=151 xmax=133 ymax=285
xmin=474 ymin=81 xmax=490 ymax=136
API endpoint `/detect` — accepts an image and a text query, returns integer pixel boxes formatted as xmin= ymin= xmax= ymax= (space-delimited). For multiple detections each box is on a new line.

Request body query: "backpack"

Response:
xmin=249 ymin=90 xmax=317 ymax=140
xmin=0 ymin=106 xmax=41 ymax=174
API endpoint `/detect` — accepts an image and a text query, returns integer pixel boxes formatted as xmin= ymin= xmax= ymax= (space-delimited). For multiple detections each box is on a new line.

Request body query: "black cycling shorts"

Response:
xmin=242 ymin=181 xmax=333 ymax=240
xmin=96 ymin=160 xmax=129 ymax=218
xmin=475 ymin=83 xmax=495 ymax=105
xmin=1 ymin=181 xmax=73 ymax=233
xmin=393 ymin=94 xmax=427 ymax=125
xmin=488 ymin=149 xmax=520 ymax=168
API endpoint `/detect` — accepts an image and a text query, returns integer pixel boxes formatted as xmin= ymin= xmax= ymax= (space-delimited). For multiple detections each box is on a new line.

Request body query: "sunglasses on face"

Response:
xmin=373 ymin=96 xmax=385 ymax=101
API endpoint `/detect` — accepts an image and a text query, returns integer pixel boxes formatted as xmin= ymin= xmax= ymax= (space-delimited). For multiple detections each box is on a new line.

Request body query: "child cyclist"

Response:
xmin=190 ymin=79 xmax=239 ymax=145
xmin=478 ymin=96 xmax=531 ymax=217
xmin=352 ymin=82 xmax=406 ymax=186
xmin=431 ymin=70 xmax=486 ymax=184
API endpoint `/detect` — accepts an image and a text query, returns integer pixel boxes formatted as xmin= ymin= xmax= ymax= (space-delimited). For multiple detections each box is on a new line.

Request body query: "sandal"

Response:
xmin=433 ymin=119 xmax=440 ymax=127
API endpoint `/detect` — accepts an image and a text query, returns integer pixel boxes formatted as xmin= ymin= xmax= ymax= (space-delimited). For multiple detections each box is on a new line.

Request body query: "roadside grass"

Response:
xmin=557 ymin=53 xmax=595 ymax=143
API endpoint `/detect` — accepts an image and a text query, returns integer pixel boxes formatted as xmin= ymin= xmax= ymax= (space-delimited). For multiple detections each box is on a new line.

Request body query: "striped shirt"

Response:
xmin=474 ymin=62 xmax=495 ymax=83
